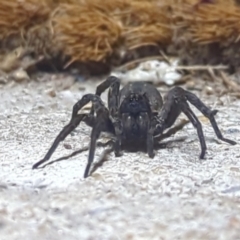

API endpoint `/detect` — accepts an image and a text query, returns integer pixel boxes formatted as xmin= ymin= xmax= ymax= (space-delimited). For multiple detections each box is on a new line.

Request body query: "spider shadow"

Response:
xmin=89 ymin=136 xmax=187 ymax=176
xmin=38 ymin=119 xmax=189 ymax=175
xmin=39 ymin=138 xmax=187 ymax=176
xmin=39 ymin=140 xmax=113 ymax=169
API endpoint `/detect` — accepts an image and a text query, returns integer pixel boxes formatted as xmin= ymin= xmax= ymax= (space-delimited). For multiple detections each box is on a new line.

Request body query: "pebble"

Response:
xmin=12 ymin=69 xmax=29 ymax=82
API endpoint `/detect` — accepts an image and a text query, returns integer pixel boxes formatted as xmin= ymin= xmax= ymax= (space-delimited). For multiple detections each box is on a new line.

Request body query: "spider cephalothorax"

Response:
xmin=32 ymin=76 xmax=236 ymax=178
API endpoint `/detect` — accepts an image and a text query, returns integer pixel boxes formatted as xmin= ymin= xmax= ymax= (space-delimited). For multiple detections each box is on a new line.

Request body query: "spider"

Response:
xmin=32 ymin=76 xmax=236 ymax=178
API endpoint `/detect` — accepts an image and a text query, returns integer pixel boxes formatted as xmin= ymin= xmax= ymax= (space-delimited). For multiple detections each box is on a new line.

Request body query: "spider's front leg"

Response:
xmin=95 ymin=76 xmax=123 ymax=157
xmin=153 ymin=87 xmax=236 ymax=159
xmin=83 ymin=96 xmax=111 ymax=178
xmin=32 ymin=94 xmax=110 ymax=178
xmin=108 ymin=79 xmax=123 ymax=157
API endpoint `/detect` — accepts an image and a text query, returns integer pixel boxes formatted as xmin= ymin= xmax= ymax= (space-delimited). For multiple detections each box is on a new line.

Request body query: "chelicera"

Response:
xmin=32 ymin=76 xmax=236 ymax=178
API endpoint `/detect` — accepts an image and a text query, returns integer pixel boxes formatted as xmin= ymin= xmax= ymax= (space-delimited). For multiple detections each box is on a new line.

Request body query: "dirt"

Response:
xmin=0 ymin=75 xmax=240 ymax=240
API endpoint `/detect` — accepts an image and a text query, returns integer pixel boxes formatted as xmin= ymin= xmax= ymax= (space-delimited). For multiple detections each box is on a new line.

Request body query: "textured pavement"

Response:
xmin=0 ymin=77 xmax=240 ymax=240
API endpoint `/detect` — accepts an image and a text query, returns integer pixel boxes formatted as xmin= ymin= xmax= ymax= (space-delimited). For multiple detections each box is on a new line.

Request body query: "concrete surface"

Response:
xmin=0 ymin=76 xmax=240 ymax=240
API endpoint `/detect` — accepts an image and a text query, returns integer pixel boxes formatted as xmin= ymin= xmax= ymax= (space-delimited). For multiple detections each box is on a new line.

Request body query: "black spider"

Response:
xmin=32 ymin=76 xmax=236 ymax=178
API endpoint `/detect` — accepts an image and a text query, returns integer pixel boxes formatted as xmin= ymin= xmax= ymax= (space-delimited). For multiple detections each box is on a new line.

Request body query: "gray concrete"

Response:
xmin=0 ymin=76 xmax=240 ymax=240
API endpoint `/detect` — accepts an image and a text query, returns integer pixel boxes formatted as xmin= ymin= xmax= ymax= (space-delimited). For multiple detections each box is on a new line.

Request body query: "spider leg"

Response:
xmin=95 ymin=75 xmax=120 ymax=97
xmin=153 ymin=88 xmax=207 ymax=158
xmin=95 ymin=75 xmax=123 ymax=157
xmin=41 ymin=140 xmax=114 ymax=169
xmin=185 ymin=91 xmax=237 ymax=145
xmin=88 ymin=76 xmax=123 ymax=157
xmin=154 ymin=87 xmax=236 ymax=159
xmin=86 ymin=76 xmax=119 ymax=116
xmin=83 ymin=95 xmax=110 ymax=178
xmin=32 ymin=113 xmax=87 ymax=169
xmin=32 ymin=94 xmax=108 ymax=170
xmin=107 ymin=78 xmax=123 ymax=157
xmin=181 ymin=103 xmax=207 ymax=159
xmin=154 ymin=119 xmax=189 ymax=142
xmin=84 ymin=120 xmax=104 ymax=178
xmin=147 ymin=127 xmax=155 ymax=158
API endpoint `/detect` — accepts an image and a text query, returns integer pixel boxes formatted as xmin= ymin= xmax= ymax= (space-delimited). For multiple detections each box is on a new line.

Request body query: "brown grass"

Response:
xmin=0 ymin=0 xmax=240 ymax=70
xmin=0 ymin=0 xmax=51 ymax=42
xmin=51 ymin=3 xmax=123 ymax=66
xmin=172 ymin=0 xmax=240 ymax=44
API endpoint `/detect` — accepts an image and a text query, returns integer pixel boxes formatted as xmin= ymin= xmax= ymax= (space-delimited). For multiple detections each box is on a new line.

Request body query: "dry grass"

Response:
xmin=0 ymin=0 xmax=51 ymax=46
xmin=51 ymin=3 xmax=123 ymax=67
xmin=0 ymin=0 xmax=240 ymax=71
xmin=172 ymin=0 xmax=240 ymax=44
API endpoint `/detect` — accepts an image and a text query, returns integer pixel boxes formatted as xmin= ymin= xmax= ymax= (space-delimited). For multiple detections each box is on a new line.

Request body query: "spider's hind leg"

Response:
xmin=185 ymin=90 xmax=237 ymax=146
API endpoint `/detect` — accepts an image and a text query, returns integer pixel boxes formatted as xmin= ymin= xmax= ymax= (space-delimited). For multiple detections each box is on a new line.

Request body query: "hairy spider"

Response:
xmin=32 ymin=76 xmax=236 ymax=178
